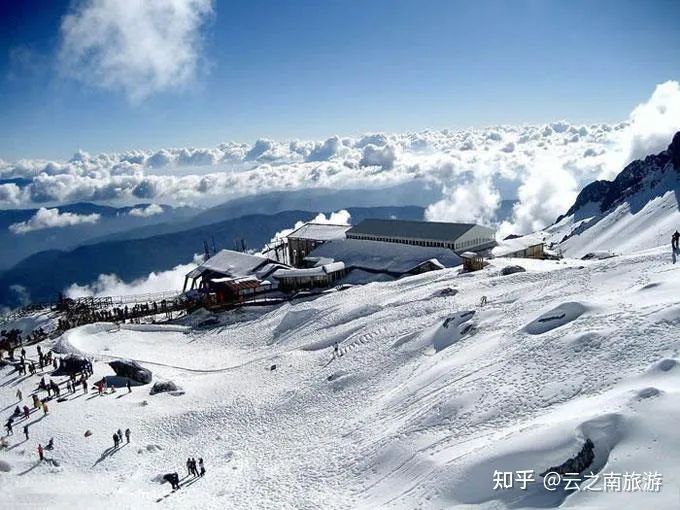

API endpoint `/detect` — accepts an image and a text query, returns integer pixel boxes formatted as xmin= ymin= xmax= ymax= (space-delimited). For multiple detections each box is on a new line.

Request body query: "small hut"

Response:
xmin=461 ymin=251 xmax=484 ymax=272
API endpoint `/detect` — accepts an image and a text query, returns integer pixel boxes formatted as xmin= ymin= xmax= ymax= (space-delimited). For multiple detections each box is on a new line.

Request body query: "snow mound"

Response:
xmin=524 ymin=302 xmax=588 ymax=335
xmin=649 ymin=358 xmax=677 ymax=373
xmin=562 ymin=331 xmax=604 ymax=353
xmin=449 ymin=413 xmax=624 ymax=508
xmin=272 ymin=307 xmax=321 ymax=339
xmin=649 ymin=304 xmax=680 ymax=325
xmin=427 ymin=311 xmax=476 ymax=352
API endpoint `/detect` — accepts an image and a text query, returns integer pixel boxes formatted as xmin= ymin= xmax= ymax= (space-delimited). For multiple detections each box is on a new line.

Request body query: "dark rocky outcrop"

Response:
xmin=108 ymin=359 xmax=152 ymax=385
xmin=149 ymin=380 xmax=181 ymax=395
xmin=556 ymin=131 xmax=680 ymax=223
xmin=52 ymin=354 xmax=89 ymax=376
xmin=540 ymin=438 xmax=595 ymax=477
xmin=670 ymin=131 xmax=680 ymax=170
xmin=501 ymin=265 xmax=526 ymax=276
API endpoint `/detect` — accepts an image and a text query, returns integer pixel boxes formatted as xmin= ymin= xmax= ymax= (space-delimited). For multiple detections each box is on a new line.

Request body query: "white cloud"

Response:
xmin=499 ymin=154 xmax=578 ymax=237
xmin=65 ymin=256 xmax=202 ymax=298
xmin=622 ymin=80 xmax=680 ymax=166
xmin=2 ymin=81 xmax=680 ymax=241
xmin=128 ymin=203 xmax=164 ymax=217
xmin=58 ymin=0 xmax=213 ymax=102
xmin=359 ymin=144 xmax=397 ymax=170
xmin=0 ymin=123 xmax=627 ymax=210
xmin=9 ymin=285 xmax=31 ymax=307
xmin=9 ymin=207 xmax=101 ymax=234
xmin=425 ymin=176 xmax=501 ymax=225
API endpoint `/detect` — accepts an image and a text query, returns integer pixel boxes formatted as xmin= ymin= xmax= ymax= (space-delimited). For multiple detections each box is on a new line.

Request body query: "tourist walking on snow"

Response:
xmin=127 ymin=380 xmax=132 ymax=393
xmin=16 ymin=388 xmax=22 ymax=401
xmin=23 ymin=424 xmax=29 ymax=440
xmin=199 ymin=458 xmax=205 ymax=477
xmin=164 ymin=472 xmax=181 ymax=490
xmin=125 ymin=428 xmax=131 ymax=443
xmin=38 ymin=443 xmax=44 ymax=461
xmin=673 ymin=231 xmax=680 ymax=251
xmin=113 ymin=433 xmax=120 ymax=448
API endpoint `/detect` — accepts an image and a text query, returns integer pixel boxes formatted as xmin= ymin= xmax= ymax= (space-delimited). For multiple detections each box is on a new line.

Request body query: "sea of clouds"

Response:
xmin=2 ymin=80 xmax=679 ymax=299
xmin=3 ymin=80 xmax=679 ymax=240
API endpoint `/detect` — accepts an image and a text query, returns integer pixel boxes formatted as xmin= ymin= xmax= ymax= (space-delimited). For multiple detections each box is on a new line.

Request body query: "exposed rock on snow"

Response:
xmin=150 ymin=381 xmax=182 ymax=395
xmin=636 ymin=387 xmax=661 ymax=399
xmin=549 ymin=131 xmax=680 ymax=257
xmin=581 ymin=251 xmax=615 ymax=260
xmin=539 ymin=438 xmax=595 ymax=476
xmin=501 ymin=265 xmax=526 ymax=276
xmin=108 ymin=359 xmax=152 ymax=384
xmin=4 ymin=247 xmax=680 ymax=508
xmin=430 ymin=311 xmax=476 ymax=352
xmin=0 ymin=460 xmax=11 ymax=472
xmin=52 ymin=354 xmax=89 ymax=376
xmin=524 ymin=302 xmax=588 ymax=335
xmin=558 ymin=131 xmax=680 ymax=221
xmin=435 ymin=287 xmax=459 ymax=297
xmin=651 ymin=358 xmax=677 ymax=372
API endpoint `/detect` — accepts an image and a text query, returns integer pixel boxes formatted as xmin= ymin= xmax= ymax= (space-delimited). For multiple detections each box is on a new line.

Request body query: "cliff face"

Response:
xmin=557 ymin=131 xmax=680 ymax=222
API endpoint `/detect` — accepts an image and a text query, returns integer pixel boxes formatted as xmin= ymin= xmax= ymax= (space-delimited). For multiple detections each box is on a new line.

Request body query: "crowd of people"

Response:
xmin=56 ymin=299 xmax=178 ymax=332
xmin=112 ymin=427 xmax=131 ymax=448
xmin=1 ymin=340 xmax=96 ymax=464
xmin=163 ymin=457 xmax=207 ymax=491
xmin=2 ymin=337 xmax=209 ymax=495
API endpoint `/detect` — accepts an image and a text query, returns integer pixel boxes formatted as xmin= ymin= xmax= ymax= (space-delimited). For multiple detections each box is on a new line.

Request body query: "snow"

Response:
xmin=287 ymin=223 xmax=350 ymax=241
xmin=493 ymin=233 xmax=545 ymax=257
xmin=187 ymin=250 xmax=281 ymax=279
xmin=308 ymin=238 xmax=462 ymax=274
xmin=2 ymin=248 xmax=680 ymax=508
xmin=545 ymin=170 xmax=680 ymax=257
xmin=272 ymin=262 xmax=345 ymax=279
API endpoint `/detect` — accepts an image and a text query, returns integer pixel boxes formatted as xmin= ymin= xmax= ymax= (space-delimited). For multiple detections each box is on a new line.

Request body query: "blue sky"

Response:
xmin=1 ymin=0 xmax=679 ymax=160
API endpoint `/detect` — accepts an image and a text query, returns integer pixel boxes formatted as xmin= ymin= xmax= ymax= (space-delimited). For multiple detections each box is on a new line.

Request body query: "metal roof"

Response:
xmin=273 ymin=261 xmax=345 ymax=280
xmin=186 ymin=250 xmax=285 ymax=279
xmin=287 ymin=222 xmax=350 ymax=241
xmin=307 ymin=238 xmax=462 ymax=274
xmin=346 ymin=219 xmax=477 ymax=242
xmin=492 ymin=233 xmax=545 ymax=257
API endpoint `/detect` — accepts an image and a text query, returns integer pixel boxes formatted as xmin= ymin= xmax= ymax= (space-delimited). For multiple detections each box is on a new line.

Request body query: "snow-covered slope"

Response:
xmin=546 ymin=131 xmax=680 ymax=257
xmin=2 ymin=251 xmax=680 ymax=509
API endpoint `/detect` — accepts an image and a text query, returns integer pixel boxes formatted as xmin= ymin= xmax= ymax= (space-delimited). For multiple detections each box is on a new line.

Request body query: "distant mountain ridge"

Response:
xmin=0 ymin=206 xmax=426 ymax=307
xmin=549 ymin=131 xmax=680 ymax=256
xmin=558 ymin=132 xmax=680 ymax=222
